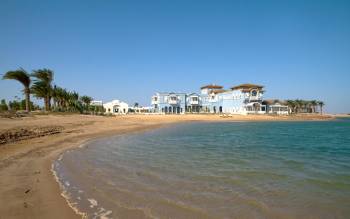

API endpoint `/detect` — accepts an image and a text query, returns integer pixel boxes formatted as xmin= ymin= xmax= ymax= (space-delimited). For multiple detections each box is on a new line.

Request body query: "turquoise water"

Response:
xmin=54 ymin=119 xmax=350 ymax=218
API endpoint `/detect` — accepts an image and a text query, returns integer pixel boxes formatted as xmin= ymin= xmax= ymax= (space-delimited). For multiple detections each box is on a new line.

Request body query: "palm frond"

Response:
xmin=3 ymin=68 xmax=31 ymax=87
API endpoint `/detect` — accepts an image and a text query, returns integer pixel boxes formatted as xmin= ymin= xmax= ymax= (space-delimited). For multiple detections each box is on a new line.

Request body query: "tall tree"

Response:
xmin=80 ymin=95 xmax=92 ymax=112
xmin=295 ymin=99 xmax=303 ymax=113
xmin=2 ymin=68 xmax=31 ymax=112
xmin=31 ymin=69 xmax=54 ymax=111
xmin=0 ymin=99 xmax=8 ymax=111
xmin=310 ymin=100 xmax=318 ymax=113
xmin=80 ymin=95 xmax=92 ymax=106
xmin=318 ymin=101 xmax=325 ymax=114
xmin=51 ymin=86 xmax=67 ymax=110
xmin=31 ymin=80 xmax=50 ymax=110
xmin=286 ymin=100 xmax=296 ymax=114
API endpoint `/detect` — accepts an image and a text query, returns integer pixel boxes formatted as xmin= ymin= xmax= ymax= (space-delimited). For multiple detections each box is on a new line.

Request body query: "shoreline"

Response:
xmin=50 ymin=123 xmax=173 ymax=219
xmin=0 ymin=114 xmax=334 ymax=218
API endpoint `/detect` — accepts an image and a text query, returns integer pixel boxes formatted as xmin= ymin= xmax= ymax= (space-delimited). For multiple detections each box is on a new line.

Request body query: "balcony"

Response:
xmin=188 ymin=97 xmax=199 ymax=105
xmin=189 ymin=100 xmax=199 ymax=105
xmin=168 ymin=97 xmax=179 ymax=105
xmin=248 ymin=96 xmax=261 ymax=101
xmin=244 ymin=93 xmax=262 ymax=102
xmin=151 ymin=97 xmax=158 ymax=105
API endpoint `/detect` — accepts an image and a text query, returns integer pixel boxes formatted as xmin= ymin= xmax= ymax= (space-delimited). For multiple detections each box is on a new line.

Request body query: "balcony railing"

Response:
xmin=189 ymin=100 xmax=199 ymax=105
xmin=248 ymin=96 xmax=261 ymax=101
xmin=168 ymin=99 xmax=179 ymax=105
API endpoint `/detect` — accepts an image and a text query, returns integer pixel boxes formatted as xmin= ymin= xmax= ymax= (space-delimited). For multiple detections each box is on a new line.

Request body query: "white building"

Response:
xmin=91 ymin=100 xmax=103 ymax=106
xmin=103 ymin=100 xmax=129 ymax=115
xmin=262 ymin=100 xmax=289 ymax=115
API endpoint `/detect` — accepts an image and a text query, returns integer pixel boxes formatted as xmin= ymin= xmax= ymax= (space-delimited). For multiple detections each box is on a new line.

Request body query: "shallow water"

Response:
xmin=53 ymin=119 xmax=350 ymax=218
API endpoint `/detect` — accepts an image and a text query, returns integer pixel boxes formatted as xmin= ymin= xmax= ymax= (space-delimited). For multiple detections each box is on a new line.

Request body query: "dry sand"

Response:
xmin=0 ymin=113 xmax=333 ymax=219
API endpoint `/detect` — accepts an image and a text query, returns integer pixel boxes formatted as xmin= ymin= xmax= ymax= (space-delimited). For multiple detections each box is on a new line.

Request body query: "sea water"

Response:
xmin=53 ymin=119 xmax=350 ymax=218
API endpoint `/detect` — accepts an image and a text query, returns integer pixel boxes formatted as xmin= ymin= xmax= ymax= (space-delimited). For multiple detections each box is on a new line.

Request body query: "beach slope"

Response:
xmin=0 ymin=114 xmax=332 ymax=218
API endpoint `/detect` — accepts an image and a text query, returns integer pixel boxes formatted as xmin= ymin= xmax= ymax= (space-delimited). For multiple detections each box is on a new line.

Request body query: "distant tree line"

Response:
xmin=2 ymin=68 xmax=104 ymax=114
xmin=285 ymin=99 xmax=325 ymax=114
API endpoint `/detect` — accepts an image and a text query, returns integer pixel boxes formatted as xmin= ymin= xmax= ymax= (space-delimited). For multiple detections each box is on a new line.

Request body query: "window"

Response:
xmin=192 ymin=97 xmax=198 ymax=101
xmin=251 ymin=90 xmax=257 ymax=97
xmin=170 ymin=96 xmax=177 ymax=101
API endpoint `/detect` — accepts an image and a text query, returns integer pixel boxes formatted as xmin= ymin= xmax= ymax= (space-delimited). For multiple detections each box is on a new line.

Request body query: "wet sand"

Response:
xmin=0 ymin=114 xmax=333 ymax=219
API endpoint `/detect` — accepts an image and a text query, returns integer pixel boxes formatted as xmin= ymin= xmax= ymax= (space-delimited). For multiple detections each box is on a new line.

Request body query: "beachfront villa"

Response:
xmin=151 ymin=84 xmax=289 ymax=115
xmin=151 ymin=92 xmax=187 ymax=114
xmin=103 ymin=100 xmax=129 ymax=115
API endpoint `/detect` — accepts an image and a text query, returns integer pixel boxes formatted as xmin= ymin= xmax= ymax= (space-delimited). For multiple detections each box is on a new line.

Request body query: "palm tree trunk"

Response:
xmin=46 ymin=96 xmax=51 ymax=111
xmin=48 ymin=96 xmax=51 ymax=110
xmin=25 ymin=87 xmax=30 ymax=112
xmin=44 ymin=98 xmax=49 ymax=111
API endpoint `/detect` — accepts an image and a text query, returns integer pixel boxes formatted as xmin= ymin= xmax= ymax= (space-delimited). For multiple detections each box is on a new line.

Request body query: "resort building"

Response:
xmin=200 ymin=84 xmax=225 ymax=113
xmin=151 ymin=92 xmax=186 ymax=114
xmin=151 ymin=83 xmax=286 ymax=115
xmin=103 ymin=100 xmax=128 ymax=115
xmin=262 ymin=99 xmax=289 ymax=115
xmin=186 ymin=93 xmax=201 ymax=113
xmin=220 ymin=84 xmax=266 ymax=115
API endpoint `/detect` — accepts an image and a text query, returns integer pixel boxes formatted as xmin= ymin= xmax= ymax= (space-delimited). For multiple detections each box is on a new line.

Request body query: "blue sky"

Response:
xmin=1 ymin=0 xmax=349 ymax=113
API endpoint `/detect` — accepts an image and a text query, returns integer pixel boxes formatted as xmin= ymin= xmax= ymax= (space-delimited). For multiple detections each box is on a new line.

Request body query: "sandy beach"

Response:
xmin=0 ymin=114 xmax=333 ymax=219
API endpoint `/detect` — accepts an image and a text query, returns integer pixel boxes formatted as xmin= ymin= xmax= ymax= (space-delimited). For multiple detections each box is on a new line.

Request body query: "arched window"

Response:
xmin=251 ymin=90 xmax=258 ymax=97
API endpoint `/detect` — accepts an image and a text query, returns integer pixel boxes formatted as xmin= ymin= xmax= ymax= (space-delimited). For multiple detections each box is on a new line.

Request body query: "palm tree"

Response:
xmin=51 ymin=85 xmax=58 ymax=109
xmin=31 ymin=80 xmax=50 ymax=110
xmin=310 ymin=100 xmax=318 ymax=113
xmin=80 ymin=95 xmax=92 ymax=112
xmin=52 ymin=86 xmax=68 ymax=110
xmin=318 ymin=101 xmax=325 ymax=114
xmin=31 ymin=69 xmax=54 ymax=111
xmin=2 ymin=68 xmax=31 ymax=112
xmin=80 ymin=95 xmax=92 ymax=106
xmin=295 ymin=99 xmax=303 ymax=113
xmin=286 ymin=100 xmax=296 ymax=114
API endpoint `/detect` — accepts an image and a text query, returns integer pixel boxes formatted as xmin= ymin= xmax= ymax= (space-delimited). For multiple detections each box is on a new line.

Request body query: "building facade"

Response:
xmin=219 ymin=84 xmax=266 ymax=115
xmin=151 ymin=84 xmax=288 ymax=115
xmin=262 ymin=99 xmax=289 ymax=115
xmin=151 ymin=92 xmax=186 ymax=114
xmin=103 ymin=100 xmax=129 ymax=115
